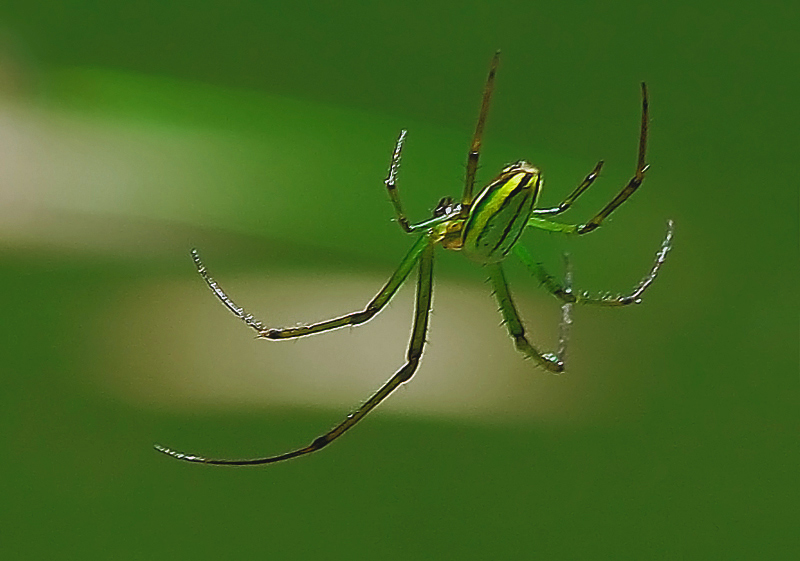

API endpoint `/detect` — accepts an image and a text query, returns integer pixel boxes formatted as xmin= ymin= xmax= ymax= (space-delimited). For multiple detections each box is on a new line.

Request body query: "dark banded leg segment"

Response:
xmin=154 ymin=241 xmax=435 ymax=466
xmin=462 ymin=51 xmax=500 ymax=208
xmin=578 ymin=83 xmax=649 ymax=234
xmin=527 ymin=83 xmax=649 ymax=234
xmin=531 ymin=160 xmax=604 ymax=217
xmin=384 ymin=129 xmax=414 ymax=233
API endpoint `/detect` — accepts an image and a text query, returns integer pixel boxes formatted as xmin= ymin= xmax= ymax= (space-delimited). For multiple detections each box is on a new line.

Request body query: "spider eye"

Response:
xmin=433 ymin=196 xmax=454 ymax=217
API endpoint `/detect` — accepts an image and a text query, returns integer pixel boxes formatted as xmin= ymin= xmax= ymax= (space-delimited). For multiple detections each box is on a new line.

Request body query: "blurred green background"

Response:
xmin=0 ymin=1 xmax=796 ymax=559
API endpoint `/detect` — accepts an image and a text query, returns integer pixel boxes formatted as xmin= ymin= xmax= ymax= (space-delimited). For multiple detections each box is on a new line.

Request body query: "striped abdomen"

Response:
xmin=461 ymin=161 xmax=541 ymax=264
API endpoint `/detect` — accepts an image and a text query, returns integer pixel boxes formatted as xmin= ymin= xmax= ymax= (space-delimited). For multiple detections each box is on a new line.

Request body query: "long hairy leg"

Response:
xmin=514 ymin=220 xmax=674 ymax=306
xmin=192 ymin=235 xmax=429 ymax=338
xmin=154 ymin=241 xmax=436 ymax=465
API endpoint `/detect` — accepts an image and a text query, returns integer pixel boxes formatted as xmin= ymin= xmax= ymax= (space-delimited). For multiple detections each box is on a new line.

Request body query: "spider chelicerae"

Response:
xmin=155 ymin=52 xmax=673 ymax=466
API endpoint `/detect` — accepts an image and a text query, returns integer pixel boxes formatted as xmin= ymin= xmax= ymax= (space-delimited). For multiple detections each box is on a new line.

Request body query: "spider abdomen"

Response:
xmin=461 ymin=162 xmax=541 ymax=264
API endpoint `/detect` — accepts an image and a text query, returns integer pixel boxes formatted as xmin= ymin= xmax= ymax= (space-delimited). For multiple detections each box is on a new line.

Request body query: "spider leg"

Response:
xmin=577 ymin=82 xmax=649 ymax=234
xmin=531 ymin=160 xmax=604 ymax=216
xmin=384 ymin=129 xmax=413 ymax=233
xmin=462 ymin=51 xmax=500 ymax=208
xmin=192 ymin=234 xmax=430 ymax=339
xmin=488 ymin=262 xmax=565 ymax=373
xmin=513 ymin=220 xmax=674 ymax=306
xmin=555 ymin=253 xmax=574 ymax=363
xmin=384 ymin=130 xmax=453 ymax=234
xmin=154 ymin=240 xmax=435 ymax=465
xmin=526 ymin=83 xmax=649 ymax=234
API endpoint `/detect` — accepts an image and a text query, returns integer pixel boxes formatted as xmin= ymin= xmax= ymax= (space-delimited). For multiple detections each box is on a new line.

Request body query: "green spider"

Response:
xmin=155 ymin=52 xmax=673 ymax=466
